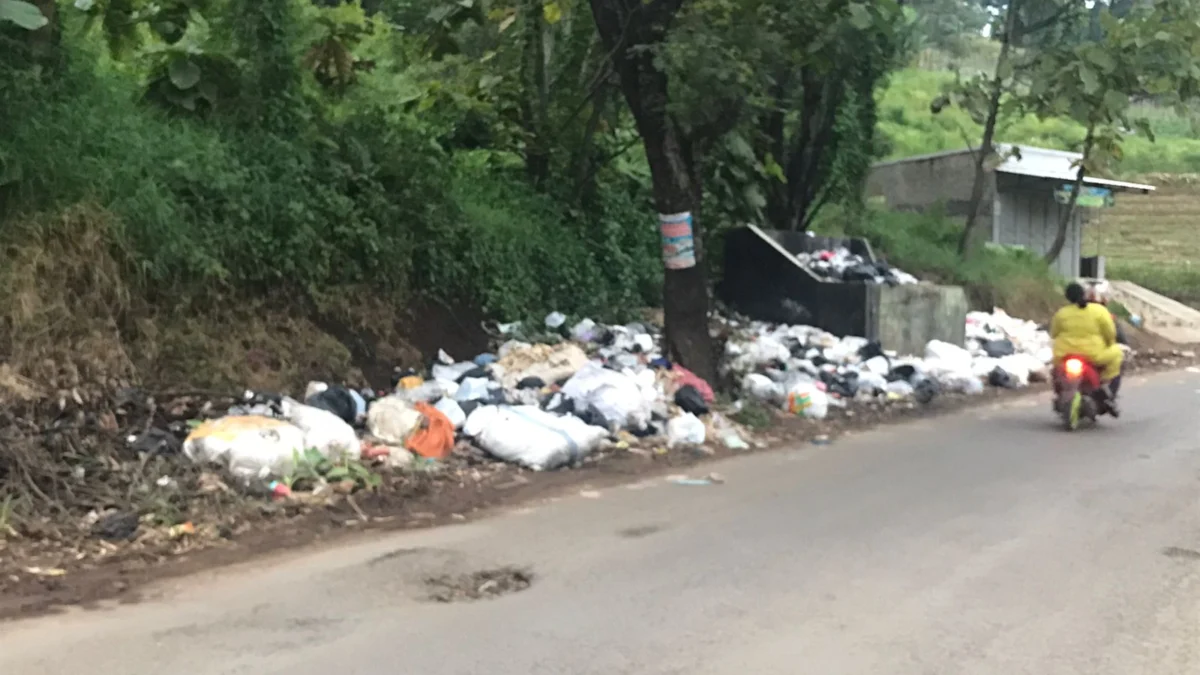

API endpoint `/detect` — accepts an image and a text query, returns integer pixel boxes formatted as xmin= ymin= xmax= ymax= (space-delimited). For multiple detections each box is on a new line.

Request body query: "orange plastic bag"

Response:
xmin=405 ymin=402 xmax=456 ymax=459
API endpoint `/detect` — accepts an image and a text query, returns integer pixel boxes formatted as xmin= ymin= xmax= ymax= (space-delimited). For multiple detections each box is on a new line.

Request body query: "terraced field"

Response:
xmin=1084 ymin=174 xmax=1200 ymax=305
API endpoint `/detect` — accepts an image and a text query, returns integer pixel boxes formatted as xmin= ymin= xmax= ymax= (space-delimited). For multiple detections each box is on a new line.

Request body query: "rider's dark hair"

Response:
xmin=1065 ymin=282 xmax=1088 ymax=309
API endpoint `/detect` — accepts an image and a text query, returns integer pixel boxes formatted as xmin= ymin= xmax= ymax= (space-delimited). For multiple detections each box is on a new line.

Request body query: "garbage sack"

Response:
xmin=279 ymin=398 xmax=361 ymax=463
xmin=667 ymin=413 xmax=707 ymax=448
xmin=742 ymin=372 xmax=783 ymax=403
xmin=672 ymin=365 xmax=714 ymax=403
xmin=862 ymin=356 xmax=891 ymax=376
xmin=981 ymin=339 xmax=1015 ymax=358
xmin=545 ymin=311 xmax=567 ymax=329
xmin=724 ymin=336 xmax=792 ymax=372
xmin=886 ymin=380 xmax=915 ymax=398
xmin=463 ymin=405 xmax=607 ymax=470
xmin=498 ymin=342 xmax=589 ymax=389
xmin=674 ymin=385 xmax=709 ymax=416
xmin=561 ymin=362 xmax=654 ymax=431
xmin=517 ymin=376 xmax=546 ymax=390
xmin=571 ymin=318 xmax=598 ymax=342
xmin=784 ymin=381 xmax=828 ymax=419
xmin=405 ymin=402 xmax=456 ymax=459
xmin=455 ymin=377 xmax=495 ymax=403
xmin=183 ymin=416 xmax=306 ymax=481
xmin=367 ymin=396 xmax=424 ymax=445
xmin=434 ymin=396 xmax=467 ymax=429
xmin=996 ymin=353 xmax=1043 ymax=387
xmin=925 ymin=340 xmax=973 ymax=369
xmin=988 ymin=366 xmax=1018 ymax=389
xmin=431 ymin=362 xmax=478 ymax=383
xmin=303 ymin=382 xmax=363 ymax=425
xmin=856 ymin=371 xmax=889 ymax=395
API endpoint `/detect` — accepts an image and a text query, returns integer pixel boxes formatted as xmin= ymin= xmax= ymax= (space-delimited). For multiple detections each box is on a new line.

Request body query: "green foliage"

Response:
xmin=287 ymin=447 xmax=382 ymax=491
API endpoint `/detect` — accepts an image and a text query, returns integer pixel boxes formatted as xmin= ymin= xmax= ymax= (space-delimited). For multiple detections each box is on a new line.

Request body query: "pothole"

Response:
xmin=1163 ymin=546 xmax=1200 ymax=560
xmin=618 ymin=524 xmax=664 ymax=539
xmin=424 ymin=566 xmax=533 ymax=603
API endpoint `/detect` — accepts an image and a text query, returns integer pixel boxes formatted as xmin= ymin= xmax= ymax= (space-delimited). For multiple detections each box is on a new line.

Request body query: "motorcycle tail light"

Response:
xmin=1064 ymin=358 xmax=1084 ymax=377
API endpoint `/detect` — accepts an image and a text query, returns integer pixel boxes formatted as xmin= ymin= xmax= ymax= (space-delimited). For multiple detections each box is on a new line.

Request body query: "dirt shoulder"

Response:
xmin=0 ymin=350 xmax=1187 ymax=622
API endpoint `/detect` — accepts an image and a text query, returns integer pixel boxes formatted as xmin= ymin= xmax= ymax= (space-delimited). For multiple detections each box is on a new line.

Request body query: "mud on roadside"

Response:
xmin=0 ymin=350 xmax=1189 ymax=622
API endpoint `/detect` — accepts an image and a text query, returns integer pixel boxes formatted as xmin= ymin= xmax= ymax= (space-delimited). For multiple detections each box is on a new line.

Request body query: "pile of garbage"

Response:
xmin=794 ymin=247 xmax=920 ymax=285
xmin=171 ymin=314 xmax=752 ymax=489
xmin=726 ymin=308 xmax=1054 ymax=416
xmin=170 ymin=307 xmax=1052 ymax=487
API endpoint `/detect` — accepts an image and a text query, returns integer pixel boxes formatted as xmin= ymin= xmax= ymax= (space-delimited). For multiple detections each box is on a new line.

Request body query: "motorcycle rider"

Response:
xmin=1051 ymin=282 xmax=1123 ymax=416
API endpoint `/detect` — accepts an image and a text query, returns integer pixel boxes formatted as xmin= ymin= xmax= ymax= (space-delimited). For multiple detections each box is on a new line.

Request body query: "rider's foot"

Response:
xmin=1101 ymin=384 xmax=1120 ymax=417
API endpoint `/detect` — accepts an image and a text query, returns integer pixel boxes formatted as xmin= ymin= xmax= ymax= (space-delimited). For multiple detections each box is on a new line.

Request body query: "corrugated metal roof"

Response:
xmin=993 ymin=144 xmax=1155 ymax=192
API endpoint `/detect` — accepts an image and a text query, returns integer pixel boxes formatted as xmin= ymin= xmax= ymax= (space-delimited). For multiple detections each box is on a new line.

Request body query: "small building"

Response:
xmin=866 ymin=144 xmax=1155 ymax=279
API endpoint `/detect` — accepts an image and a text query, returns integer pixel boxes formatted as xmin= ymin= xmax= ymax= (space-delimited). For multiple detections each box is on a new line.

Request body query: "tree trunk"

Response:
xmin=520 ymin=0 xmax=550 ymax=185
xmin=588 ymin=0 xmax=715 ymax=384
xmin=1044 ymin=125 xmax=1096 ymax=265
xmin=958 ymin=0 xmax=1020 ymax=256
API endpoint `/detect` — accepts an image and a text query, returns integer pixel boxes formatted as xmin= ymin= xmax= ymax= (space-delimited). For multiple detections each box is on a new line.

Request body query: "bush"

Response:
xmin=415 ymin=158 xmax=659 ymax=322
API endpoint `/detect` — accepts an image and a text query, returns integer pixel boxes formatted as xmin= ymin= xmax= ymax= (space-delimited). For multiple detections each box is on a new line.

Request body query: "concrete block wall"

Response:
xmin=866 ymin=151 xmax=992 ymax=220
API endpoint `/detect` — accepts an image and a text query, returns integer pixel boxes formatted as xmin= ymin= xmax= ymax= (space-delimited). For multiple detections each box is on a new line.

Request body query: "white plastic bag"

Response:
xmin=279 ymin=398 xmax=361 ymax=463
xmin=783 ymin=381 xmax=828 ymax=419
xmin=434 ymin=397 xmax=467 ymax=429
xmin=571 ymin=318 xmax=598 ymax=343
xmin=863 ymin=356 xmax=890 ymax=375
xmin=561 ymin=362 xmax=653 ymax=431
xmin=742 ymin=373 xmax=783 ymax=403
xmin=431 ymin=362 xmax=477 ymax=383
xmin=667 ymin=413 xmax=706 ymax=448
xmin=463 ymin=405 xmax=607 ymax=470
xmin=925 ymin=340 xmax=973 ymax=370
xmin=856 ymin=371 xmax=889 ymax=394
xmin=367 ymin=396 xmax=424 ymax=445
xmin=455 ymin=377 xmax=493 ymax=402
xmin=183 ymin=416 xmax=307 ymax=481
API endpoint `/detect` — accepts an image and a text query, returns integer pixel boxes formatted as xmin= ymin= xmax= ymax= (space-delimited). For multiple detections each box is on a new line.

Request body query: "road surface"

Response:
xmin=4 ymin=370 xmax=1200 ymax=674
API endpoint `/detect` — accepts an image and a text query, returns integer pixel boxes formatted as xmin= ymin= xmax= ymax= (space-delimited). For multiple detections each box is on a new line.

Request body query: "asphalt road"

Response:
xmin=4 ymin=370 xmax=1200 ymax=674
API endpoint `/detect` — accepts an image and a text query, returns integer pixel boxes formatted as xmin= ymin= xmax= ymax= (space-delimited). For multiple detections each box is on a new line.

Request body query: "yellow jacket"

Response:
xmin=1050 ymin=302 xmax=1117 ymax=362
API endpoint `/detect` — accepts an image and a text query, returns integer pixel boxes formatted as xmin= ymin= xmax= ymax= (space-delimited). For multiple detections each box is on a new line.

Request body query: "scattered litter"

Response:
xmin=670 ymin=472 xmax=725 ymax=486
xmin=667 ymin=413 xmax=707 ymax=447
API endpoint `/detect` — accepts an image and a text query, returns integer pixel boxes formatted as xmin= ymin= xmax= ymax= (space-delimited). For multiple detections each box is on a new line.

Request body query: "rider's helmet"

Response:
xmin=1084 ymin=280 xmax=1110 ymax=306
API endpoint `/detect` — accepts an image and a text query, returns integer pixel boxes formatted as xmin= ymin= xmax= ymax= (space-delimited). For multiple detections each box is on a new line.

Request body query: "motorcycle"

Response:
xmin=1052 ymin=356 xmax=1108 ymax=430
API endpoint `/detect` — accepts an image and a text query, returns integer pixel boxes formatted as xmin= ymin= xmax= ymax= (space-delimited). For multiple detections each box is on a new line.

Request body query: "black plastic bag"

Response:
xmin=674 ymin=385 xmax=709 ymax=416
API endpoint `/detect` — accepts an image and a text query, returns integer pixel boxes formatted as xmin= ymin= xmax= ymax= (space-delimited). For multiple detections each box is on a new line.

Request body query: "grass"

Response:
xmin=878 ymin=69 xmax=1200 ymax=176
xmin=815 ymin=205 xmax=1062 ymax=319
